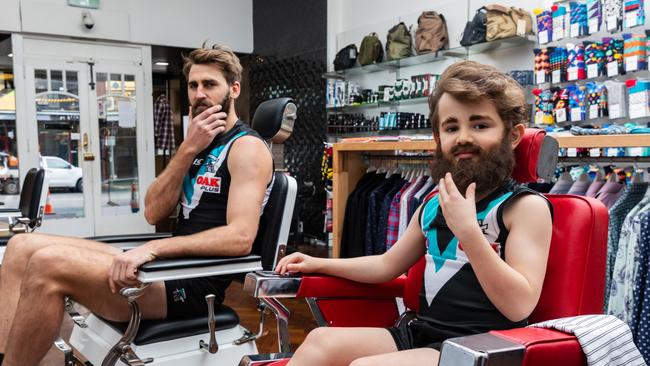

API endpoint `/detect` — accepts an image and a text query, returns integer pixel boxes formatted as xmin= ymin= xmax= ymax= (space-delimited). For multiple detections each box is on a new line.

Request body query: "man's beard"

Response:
xmin=430 ymin=137 xmax=515 ymax=197
xmin=192 ymin=91 xmax=231 ymax=118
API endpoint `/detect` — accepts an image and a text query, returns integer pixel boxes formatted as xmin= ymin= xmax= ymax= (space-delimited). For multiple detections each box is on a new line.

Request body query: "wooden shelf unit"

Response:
xmin=331 ymin=134 xmax=650 ymax=257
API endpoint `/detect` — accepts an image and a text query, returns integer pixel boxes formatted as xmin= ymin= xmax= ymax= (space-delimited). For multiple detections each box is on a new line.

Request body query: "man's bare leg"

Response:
xmin=287 ymin=327 xmax=399 ymax=366
xmin=2 ymin=244 xmax=166 ymax=366
xmin=0 ymin=233 xmax=122 ymax=353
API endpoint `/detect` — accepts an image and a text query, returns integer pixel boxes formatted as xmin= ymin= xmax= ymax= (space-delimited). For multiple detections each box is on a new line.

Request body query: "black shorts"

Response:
xmin=387 ymin=319 xmax=457 ymax=351
xmin=164 ymin=276 xmax=231 ymax=320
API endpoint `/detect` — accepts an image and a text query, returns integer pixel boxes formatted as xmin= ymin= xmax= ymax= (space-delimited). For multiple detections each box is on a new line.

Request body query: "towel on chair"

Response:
xmin=530 ymin=315 xmax=646 ymax=366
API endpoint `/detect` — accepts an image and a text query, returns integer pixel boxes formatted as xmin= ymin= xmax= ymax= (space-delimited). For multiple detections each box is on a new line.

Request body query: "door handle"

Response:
xmin=82 ymin=133 xmax=95 ymax=161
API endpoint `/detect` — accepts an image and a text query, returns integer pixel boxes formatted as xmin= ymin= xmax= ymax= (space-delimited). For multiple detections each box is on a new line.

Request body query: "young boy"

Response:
xmin=275 ymin=60 xmax=554 ymax=366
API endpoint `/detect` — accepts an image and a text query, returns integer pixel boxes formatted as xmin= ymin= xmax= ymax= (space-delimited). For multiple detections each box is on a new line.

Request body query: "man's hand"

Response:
xmin=275 ymin=252 xmax=322 ymax=275
xmin=183 ymin=105 xmax=228 ymax=154
xmin=108 ymin=245 xmax=159 ymax=294
xmin=438 ymin=172 xmax=481 ymax=243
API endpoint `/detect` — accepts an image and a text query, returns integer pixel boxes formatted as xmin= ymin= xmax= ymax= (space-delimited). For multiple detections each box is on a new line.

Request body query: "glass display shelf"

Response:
xmin=323 ymin=35 xmax=537 ymax=80
xmin=326 ymin=96 xmax=429 ymax=111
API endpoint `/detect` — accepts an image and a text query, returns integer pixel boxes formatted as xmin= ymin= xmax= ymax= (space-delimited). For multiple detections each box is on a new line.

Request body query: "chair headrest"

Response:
xmin=251 ymin=98 xmax=297 ymax=144
xmin=512 ymin=129 xmax=559 ymax=183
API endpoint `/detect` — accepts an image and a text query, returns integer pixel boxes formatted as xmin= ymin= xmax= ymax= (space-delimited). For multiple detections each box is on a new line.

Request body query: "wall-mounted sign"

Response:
xmin=68 ymin=0 xmax=99 ymax=9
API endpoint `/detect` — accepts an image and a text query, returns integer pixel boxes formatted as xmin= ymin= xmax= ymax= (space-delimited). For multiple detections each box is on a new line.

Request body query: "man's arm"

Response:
xmin=275 ymin=206 xmax=427 ymax=284
xmin=109 ymin=135 xmax=271 ymax=292
xmin=438 ymin=174 xmax=552 ymax=322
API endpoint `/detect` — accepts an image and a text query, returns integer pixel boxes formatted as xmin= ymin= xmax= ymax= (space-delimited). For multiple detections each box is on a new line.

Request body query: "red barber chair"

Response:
xmin=242 ymin=129 xmax=608 ymax=366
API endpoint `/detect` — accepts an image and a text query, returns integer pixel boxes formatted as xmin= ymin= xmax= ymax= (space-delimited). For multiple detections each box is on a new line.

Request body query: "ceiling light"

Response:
xmin=8 ymin=53 xmax=13 ymax=58
xmin=155 ymin=61 xmax=169 ymax=66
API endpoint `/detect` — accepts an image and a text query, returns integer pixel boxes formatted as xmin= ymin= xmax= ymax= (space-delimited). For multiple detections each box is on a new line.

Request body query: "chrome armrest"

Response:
xmin=136 ymin=255 xmax=263 ymax=283
xmin=239 ymin=352 xmax=294 ymax=366
xmin=243 ymin=271 xmax=302 ymax=298
xmin=439 ymin=332 xmax=525 ymax=366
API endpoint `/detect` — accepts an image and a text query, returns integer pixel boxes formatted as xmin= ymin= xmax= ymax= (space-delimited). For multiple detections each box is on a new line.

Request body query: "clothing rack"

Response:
xmin=556 ymin=156 xmax=650 ymax=168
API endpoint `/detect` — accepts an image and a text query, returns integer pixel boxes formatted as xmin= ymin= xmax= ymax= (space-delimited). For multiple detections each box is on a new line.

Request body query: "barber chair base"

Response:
xmin=70 ymin=314 xmax=258 ymax=366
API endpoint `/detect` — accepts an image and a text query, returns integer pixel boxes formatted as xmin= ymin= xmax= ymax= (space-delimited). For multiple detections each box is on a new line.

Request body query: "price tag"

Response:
xmin=556 ymin=108 xmax=567 ymax=122
xmin=607 ymin=61 xmax=619 ymax=77
xmin=629 ymin=103 xmax=645 ymax=119
xmin=570 ymin=23 xmax=580 ymax=37
xmin=625 ymin=12 xmax=638 ymax=27
xmin=588 ymin=18 xmax=599 ymax=34
xmin=536 ymin=70 xmax=546 ymax=84
xmin=589 ymin=148 xmax=601 ymax=157
xmin=535 ymin=111 xmax=545 ymax=125
xmin=609 ymin=104 xmax=621 ymax=119
xmin=589 ymin=105 xmax=599 ymax=119
xmin=538 ymin=30 xmax=549 ymax=44
xmin=607 ymin=15 xmax=617 ymax=31
xmin=567 ymin=148 xmax=578 ymax=157
xmin=571 ymin=108 xmax=582 ymax=121
xmin=553 ymin=27 xmax=564 ymax=41
xmin=628 ymin=147 xmax=644 ymax=156
xmin=517 ymin=20 xmax=526 ymax=36
xmin=349 ymin=48 xmax=357 ymax=59
xmin=606 ymin=148 xmax=619 ymax=157
xmin=587 ymin=63 xmax=599 ymax=79
xmin=626 ymin=55 xmax=639 ymax=72
xmin=568 ymin=67 xmax=578 ymax=81
xmin=552 ymin=69 xmax=561 ymax=84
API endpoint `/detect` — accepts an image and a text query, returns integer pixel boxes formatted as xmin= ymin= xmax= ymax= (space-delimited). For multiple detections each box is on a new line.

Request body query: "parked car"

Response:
xmin=0 ymin=152 xmax=20 ymax=195
xmin=40 ymin=156 xmax=83 ymax=192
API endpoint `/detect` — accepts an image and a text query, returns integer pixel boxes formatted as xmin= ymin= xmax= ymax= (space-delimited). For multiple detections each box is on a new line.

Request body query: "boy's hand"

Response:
xmin=275 ymin=252 xmax=321 ymax=275
xmin=438 ymin=173 xmax=481 ymax=243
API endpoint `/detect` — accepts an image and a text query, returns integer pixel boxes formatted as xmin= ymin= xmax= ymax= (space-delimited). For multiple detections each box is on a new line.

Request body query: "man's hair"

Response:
xmin=428 ymin=60 xmax=527 ymax=138
xmin=182 ymin=43 xmax=243 ymax=85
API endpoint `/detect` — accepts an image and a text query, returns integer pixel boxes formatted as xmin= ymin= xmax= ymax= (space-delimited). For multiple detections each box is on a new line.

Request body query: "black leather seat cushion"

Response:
xmin=103 ymin=305 xmax=240 ymax=345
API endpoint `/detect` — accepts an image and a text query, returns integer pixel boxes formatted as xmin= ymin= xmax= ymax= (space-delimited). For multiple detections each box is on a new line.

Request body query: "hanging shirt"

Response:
xmin=386 ymin=179 xmax=414 ymax=250
xmin=175 ymin=121 xmax=272 ymax=236
xmin=594 ymin=181 xmax=625 ymax=209
xmin=631 ymin=210 xmax=650 ymax=361
xmin=586 ymin=180 xmax=606 ymax=197
xmin=604 ymin=182 xmax=648 ymax=310
xmin=154 ymin=94 xmax=175 ymax=155
xmin=607 ymin=188 xmax=650 ymax=325
xmin=398 ymin=175 xmax=426 ymax=237
xmin=414 ymin=180 xmax=552 ymax=341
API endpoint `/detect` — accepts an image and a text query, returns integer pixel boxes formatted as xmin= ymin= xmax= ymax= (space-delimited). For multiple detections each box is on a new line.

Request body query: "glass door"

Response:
xmin=17 ymin=36 xmax=154 ymax=237
xmin=91 ymin=66 xmax=149 ymax=235
xmin=24 ymin=61 xmax=94 ymax=236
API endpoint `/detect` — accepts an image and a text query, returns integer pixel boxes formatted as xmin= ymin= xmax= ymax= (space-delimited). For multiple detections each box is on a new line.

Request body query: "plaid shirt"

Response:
xmin=385 ymin=182 xmax=411 ymax=250
xmin=154 ymin=94 xmax=175 ymax=155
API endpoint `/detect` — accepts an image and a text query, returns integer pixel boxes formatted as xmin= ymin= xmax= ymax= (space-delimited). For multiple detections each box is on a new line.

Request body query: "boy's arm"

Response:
xmin=276 ymin=206 xmax=427 ymax=284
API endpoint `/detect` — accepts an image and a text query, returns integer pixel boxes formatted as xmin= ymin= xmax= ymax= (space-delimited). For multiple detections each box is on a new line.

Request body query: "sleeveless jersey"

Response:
xmin=415 ymin=180 xmax=551 ymax=339
xmin=175 ymin=121 xmax=272 ymax=236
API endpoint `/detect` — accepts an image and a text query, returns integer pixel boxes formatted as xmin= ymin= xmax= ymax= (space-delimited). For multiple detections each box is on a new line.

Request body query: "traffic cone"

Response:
xmin=44 ymin=189 xmax=54 ymax=215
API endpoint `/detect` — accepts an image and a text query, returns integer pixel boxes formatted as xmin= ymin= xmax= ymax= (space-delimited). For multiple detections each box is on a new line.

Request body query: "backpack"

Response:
xmin=485 ymin=4 xmax=517 ymax=41
xmin=415 ymin=11 xmax=449 ymax=54
xmin=460 ymin=7 xmax=487 ymax=46
xmin=509 ymin=7 xmax=534 ymax=36
xmin=333 ymin=44 xmax=358 ymax=71
xmin=358 ymin=33 xmax=384 ymax=66
xmin=386 ymin=22 xmax=413 ymax=60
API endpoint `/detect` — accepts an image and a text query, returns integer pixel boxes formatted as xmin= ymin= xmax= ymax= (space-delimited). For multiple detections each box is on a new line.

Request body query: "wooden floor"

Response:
xmin=0 ymin=243 xmax=328 ymax=365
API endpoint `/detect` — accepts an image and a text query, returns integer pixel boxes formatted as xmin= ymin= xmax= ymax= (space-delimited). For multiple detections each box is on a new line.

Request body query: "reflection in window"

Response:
xmin=0 ymin=37 xmax=20 ymax=206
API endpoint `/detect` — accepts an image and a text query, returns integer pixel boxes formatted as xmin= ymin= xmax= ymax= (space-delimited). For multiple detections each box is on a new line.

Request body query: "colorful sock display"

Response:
xmin=536 ymin=9 xmax=553 ymax=44
xmin=552 ymin=5 xmax=567 ymax=42
xmin=567 ymin=43 xmax=586 ymax=81
xmin=553 ymin=87 xmax=570 ymax=123
xmin=550 ymin=47 xmax=569 ymax=84
xmin=605 ymin=79 xmax=628 ymax=118
xmin=584 ymin=41 xmax=605 ymax=78
xmin=534 ymin=48 xmax=551 ymax=84
xmin=623 ymin=33 xmax=647 ymax=72
xmin=603 ymin=0 xmax=623 ymax=31
xmin=603 ymin=37 xmax=625 ymax=76
xmin=568 ymin=84 xmax=587 ymax=121
xmin=623 ymin=0 xmax=644 ymax=28
xmin=570 ymin=2 xmax=589 ymax=37
xmin=587 ymin=0 xmax=602 ymax=34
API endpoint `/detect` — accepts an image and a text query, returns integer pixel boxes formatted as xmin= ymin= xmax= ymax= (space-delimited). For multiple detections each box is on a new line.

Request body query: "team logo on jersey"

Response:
xmin=196 ymin=175 xmax=221 ymax=193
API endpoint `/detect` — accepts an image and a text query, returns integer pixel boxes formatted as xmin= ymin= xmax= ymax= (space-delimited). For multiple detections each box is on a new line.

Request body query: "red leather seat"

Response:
xmin=260 ymin=129 xmax=608 ymax=366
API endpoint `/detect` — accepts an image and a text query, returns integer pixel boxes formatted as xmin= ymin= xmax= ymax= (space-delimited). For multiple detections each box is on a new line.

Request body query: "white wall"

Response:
xmin=0 ymin=0 xmax=253 ymax=52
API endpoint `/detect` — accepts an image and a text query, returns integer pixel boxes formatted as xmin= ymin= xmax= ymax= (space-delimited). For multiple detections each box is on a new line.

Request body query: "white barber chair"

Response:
xmin=59 ymin=98 xmax=298 ymax=366
xmin=0 ymin=168 xmax=49 ymax=262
